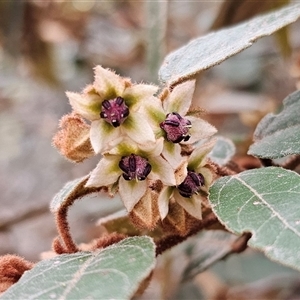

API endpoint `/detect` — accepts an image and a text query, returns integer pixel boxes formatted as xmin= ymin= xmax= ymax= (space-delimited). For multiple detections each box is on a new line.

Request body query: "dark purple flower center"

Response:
xmin=119 ymin=154 xmax=152 ymax=181
xmin=100 ymin=97 xmax=129 ymax=127
xmin=177 ymin=171 xmax=204 ymax=198
xmin=160 ymin=112 xmax=192 ymax=143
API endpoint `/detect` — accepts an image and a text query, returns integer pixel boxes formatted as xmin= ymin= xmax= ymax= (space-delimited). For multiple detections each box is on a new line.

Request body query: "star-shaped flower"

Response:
xmin=158 ymin=139 xmax=216 ymax=220
xmin=142 ymin=80 xmax=217 ymax=168
xmin=67 ymin=66 xmax=157 ymax=154
xmin=85 ymin=138 xmax=176 ymax=212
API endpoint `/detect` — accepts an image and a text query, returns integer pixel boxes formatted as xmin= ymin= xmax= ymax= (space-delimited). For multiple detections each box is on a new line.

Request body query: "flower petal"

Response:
xmin=174 ymin=159 xmax=188 ymax=185
xmin=67 ymin=90 xmax=100 ymax=121
xmin=139 ymin=137 xmax=164 ymax=157
xmin=122 ymin=113 xmax=155 ymax=145
xmin=149 ymin=156 xmax=176 ymax=186
xmin=163 ymin=80 xmax=195 ymax=115
xmin=197 ymin=166 xmax=215 ymax=190
xmin=123 ymin=84 xmax=159 ymax=110
xmin=185 ymin=116 xmax=217 ymax=144
xmin=188 ymin=138 xmax=217 ymax=170
xmin=90 ymin=119 xmax=122 ymax=154
xmin=174 ymin=190 xmax=202 ymax=220
xmin=158 ymin=186 xmax=174 ymax=220
xmin=93 ymin=65 xmax=126 ymax=99
xmin=161 ymin=140 xmax=183 ymax=169
xmin=119 ymin=177 xmax=147 ymax=212
xmin=141 ymin=96 xmax=166 ymax=134
xmin=107 ymin=137 xmax=139 ymax=156
xmin=86 ymin=155 xmax=122 ymax=187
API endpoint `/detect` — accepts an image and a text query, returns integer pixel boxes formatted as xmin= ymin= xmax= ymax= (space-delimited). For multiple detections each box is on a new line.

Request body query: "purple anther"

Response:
xmin=102 ymin=100 xmax=111 ymax=109
xmin=121 ymin=107 xmax=129 ymax=118
xmin=172 ymin=112 xmax=182 ymax=119
xmin=116 ymin=96 xmax=124 ymax=106
xmin=118 ymin=157 xmax=128 ymax=173
xmin=128 ymin=155 xmax=136 ymax=172
xmin=178 ymin=171 xmax=204 ymax=198
xmin=163 ymin=120 xmax=180 ymax=127
xmin=119 ymin=154 xmax=152 ymax=181
xmin=160 ymin=112 xmax=192 ymax=143
xmin=100 ymin=97 xmax=129 ymax=127
xmin=143 ymin=164 xmax=152 ymax=178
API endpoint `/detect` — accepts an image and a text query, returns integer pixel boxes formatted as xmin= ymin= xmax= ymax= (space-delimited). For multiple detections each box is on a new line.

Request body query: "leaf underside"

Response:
xmin=248 ymin=90 xmax=300 ymax=158
xmin=208 ymin=136 xmax=236 ymax=166
xmin=159 ymin=3 xmax=300 ymax=86
xmin=209 ymin=167 xmax=300 ymax=272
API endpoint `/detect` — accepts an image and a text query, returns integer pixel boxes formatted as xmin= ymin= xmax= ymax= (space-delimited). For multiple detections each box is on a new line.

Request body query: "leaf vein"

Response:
xmin=234 ymin=176 xmax=300 ymax=238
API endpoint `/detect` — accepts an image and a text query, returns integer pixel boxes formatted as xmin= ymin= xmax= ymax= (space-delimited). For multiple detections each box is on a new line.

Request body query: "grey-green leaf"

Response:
xmin=181 ymin=230 xmax=239 ymax=282
xmin=0 ymin=236 xmax=156 ymax=300
xmin=209 ymin=167 xmax=300 ymax=271
xmin=248 ymin=90 xmax=300 ymax=158
xmin=159 ymin=3 xmax=300 ymax=86
xmin=50 ymin=175 xmax=104 ymax=213
xmin=50 ymin=176 xmax=88 ymax=212
xmin=208 ymin=136 xmax=236 ymax=166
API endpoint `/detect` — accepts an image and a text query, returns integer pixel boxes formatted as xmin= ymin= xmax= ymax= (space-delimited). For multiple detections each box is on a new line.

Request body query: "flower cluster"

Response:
xmin=53 ymin=66 xmax=217 ymax=228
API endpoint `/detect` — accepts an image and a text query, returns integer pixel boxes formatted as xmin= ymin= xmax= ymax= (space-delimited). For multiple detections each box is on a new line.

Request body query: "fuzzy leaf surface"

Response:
xmin=159 ymin=3 xmax=300 ymax=86
xmin=209 ymin=167 xmax=300 ymax=271
xmin=248 ymin=90 xmax=300 ymax=158
xmin=208 ymin=136 xmax=236 ymax=166
xmin=0 ymin=237 xmax=156 ymax=300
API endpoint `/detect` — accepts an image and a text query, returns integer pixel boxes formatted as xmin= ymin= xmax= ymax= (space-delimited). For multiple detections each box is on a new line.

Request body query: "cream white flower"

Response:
xmin=67 ymin=66 xmax=157 ymax=154
xmin=143 ymin=80 xmax=217 ymax=168
xmin=85 ymin=138 xmax=176 ymax=212
xmin=158 ymin=139 xmax=216 ymax=220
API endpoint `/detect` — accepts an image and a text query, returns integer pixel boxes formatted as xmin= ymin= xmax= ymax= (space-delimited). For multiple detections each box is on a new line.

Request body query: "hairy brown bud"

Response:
xmin=52 ymin=113 xmax=94 ymax=163
xmin=0 ymin=255 xmax=34 ymax=293
xmin=129 ymin=189 xmax=160 ymax=231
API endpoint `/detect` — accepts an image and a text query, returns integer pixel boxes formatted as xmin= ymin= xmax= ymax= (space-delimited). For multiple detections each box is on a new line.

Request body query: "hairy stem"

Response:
xmin=53 ymin=176 xmax=104 ymax=254
xmin=55 ymin=207 xmax=78 ymax=253
xmin=155 ymin=212 xmax=218 ymax=256
xmin=282 ymin=155 xmax=300 ymax=170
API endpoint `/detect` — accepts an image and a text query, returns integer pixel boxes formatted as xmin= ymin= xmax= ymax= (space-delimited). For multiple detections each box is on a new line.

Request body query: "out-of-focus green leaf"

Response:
xmin=145 ymin=1 xmax=167 ymax=83
xmin=208 ymin=136 xmax=236 ymax=166
xmin=248 ymin=90 xmax=300 ymax=158
xmin=209 ymin=167 xmax=300 ymax=271
xmin=0 ymin=237 xmax=156 ymax=300
xmin=97 ymin=209 xmax=141 ymax=236
xmin=159 ymin=3 xmax=300 ymax=86
xmin=181 ymin=230 xmax=239 ymax=282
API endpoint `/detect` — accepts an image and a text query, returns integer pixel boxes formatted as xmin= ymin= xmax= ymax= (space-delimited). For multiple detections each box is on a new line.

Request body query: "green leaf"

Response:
xmin=1 ymin=237 xmax=156 ymax=300
xmin=159 ymin=3 xmax=300 ymax=86
xmin=181 ymin=230 xmax=239 ymax=282
xmin=208 ymin=136 xmax=236 ymax=166
xmin=209 ymin=167 xmax=300 ymax=271
xmin=50 ymin=176 xmax=104 ymax=213
xmin=248 ymin=90 xmax=300 ymax=158
xmin=50 ymin=176 xmax=88 ymax=212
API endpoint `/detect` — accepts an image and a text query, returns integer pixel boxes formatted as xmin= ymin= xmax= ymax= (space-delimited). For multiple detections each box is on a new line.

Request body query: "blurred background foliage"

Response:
xmin=1 ymin=1 xmax=300 ymax=299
